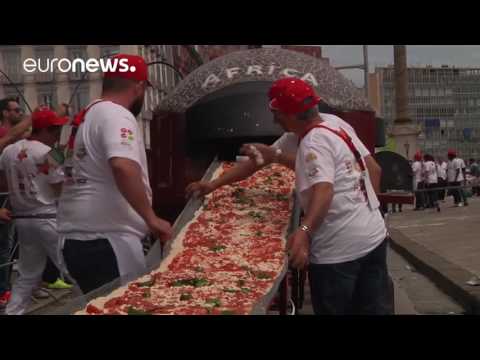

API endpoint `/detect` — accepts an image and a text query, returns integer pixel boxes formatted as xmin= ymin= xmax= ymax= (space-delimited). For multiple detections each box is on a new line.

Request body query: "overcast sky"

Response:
xmin=317 ymin=45 xmax=480 ymax=87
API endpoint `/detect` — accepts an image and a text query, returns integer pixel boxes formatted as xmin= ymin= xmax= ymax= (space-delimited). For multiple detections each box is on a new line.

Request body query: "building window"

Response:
xmin=100 ymin=45 xmax=120 ymax=58
xmin=70 ymin=86 xmax=90 ymax=114
xmin=68 ymin=46 xmax=87 ymax=81
xmin=2 ymin=49 xmax=22 ymax=83
xmin=34 ymin=47 xmax=54 ymax=82
xmin=37 ymin=85 xmax=57 ymax=108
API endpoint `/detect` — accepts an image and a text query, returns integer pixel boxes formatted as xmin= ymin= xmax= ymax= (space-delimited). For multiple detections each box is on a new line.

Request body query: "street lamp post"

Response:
xmin=334 ymin=45 xmax=369 ymax=98
xmin=363 ymin=45 xmax=369 ymax=98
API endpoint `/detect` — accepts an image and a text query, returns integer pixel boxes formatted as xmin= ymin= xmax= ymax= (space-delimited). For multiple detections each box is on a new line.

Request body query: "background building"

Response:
xmin=280 ymin=45 xmax=325 ymax=62
xmin=370 ymin=65 xmax=480 ymax=159
xmin=0 ymin=45 xmax=180 ymax=148
xmin=0 ymin=45 xmax=331 ymax=150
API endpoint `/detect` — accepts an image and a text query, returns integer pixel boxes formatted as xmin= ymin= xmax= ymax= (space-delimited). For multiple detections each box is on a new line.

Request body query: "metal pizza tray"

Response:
xmin=55 ymin=159 xmax=299 ymax=315
xmin=250 ymin=193 xmax=300 ymax=315
xmin=144 ymin=158 xmax=222 ymax=271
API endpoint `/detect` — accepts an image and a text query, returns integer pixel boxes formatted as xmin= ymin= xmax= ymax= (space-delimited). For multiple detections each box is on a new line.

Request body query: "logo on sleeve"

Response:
xmin=305 ymin=152 xmax=317 ymax=163
xmin=120 ymin=128 xmax=135 ymax=146
xmin=345 ymin=160 xmax=353 ymax=174
xmin=17 ymin=149 xmax=28 ymax=161
xmin=121 ymin=128 xmax=134 ymax=139
xmin=345 ymin=159 xmax=361 ymax=174
xmin=307 ymin=167 xmax=319 ymax=178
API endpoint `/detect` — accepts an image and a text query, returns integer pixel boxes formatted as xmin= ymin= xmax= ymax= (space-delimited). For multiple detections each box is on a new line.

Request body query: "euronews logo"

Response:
xmin=23 ymin=57 xmax=136 ymax=74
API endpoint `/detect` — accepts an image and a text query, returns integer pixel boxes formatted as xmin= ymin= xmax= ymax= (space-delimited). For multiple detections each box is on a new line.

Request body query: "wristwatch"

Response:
xmin=299 ymin=224 xmax=312 ymax=239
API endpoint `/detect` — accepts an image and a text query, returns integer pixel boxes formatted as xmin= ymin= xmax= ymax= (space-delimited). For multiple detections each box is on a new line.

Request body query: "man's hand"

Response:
xmin=0 ymin=208 xmax=12 ymax=222
xmin=146 ymin=215 xmax=173 ymax=243
xmin=109 ymin=157 xmax=171 ymax=243
xmin=185 ymin=181 xmax=216 ymax=199
xmin=287 ymin=229 xmax=310 ymax=270
xmin=240 ymin=143 xmax=278 ymax=165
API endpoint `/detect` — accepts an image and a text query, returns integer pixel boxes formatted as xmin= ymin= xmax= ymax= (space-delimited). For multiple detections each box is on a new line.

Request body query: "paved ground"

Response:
xmin=388 ymin=246 xmax=463 ymax=315
xmin=388 ymin=196 xmax=480 ymax=277
xmin=0 ymin=268 xmax=73 ymax=315
xmin=387 ymin=195 xmax=480 ymax=313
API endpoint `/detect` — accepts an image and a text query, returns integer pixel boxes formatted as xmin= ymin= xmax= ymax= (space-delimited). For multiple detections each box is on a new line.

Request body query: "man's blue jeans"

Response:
xmin=308 ymin=238 xmax=393 ymax=315
xmin=0 ymin=222 xmax=13 ymax=294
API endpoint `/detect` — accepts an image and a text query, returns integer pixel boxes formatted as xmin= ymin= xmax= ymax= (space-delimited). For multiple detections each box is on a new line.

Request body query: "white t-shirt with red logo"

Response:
xmin=273 ymin=113 xmax=386 ymax=265
xmin=447 ymin=158 xmax=466 ymax=182
xmin=437 ymin=162 xmax=447 ymax=181
xmin=412 ymin=161 xmax=423 ymax=187
xmin=0 ymin=139 xmax=64 ymax=215
xmin=57 ymin=100 xmax=151 ymax=277
xmin=423 ymin=161 xmax=438 ymax=185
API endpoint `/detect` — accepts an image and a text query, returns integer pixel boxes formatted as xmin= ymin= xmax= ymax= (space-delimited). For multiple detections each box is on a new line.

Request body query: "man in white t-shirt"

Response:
xmin=436 ymin=158 xmax=447 ymax=201
xmin=186 ymin=78 xmax=390 ymax=315
xmin=469 ymin=158 xmax=480 ymax=196
xmin=411 ymin=152 xmax=425 ymax=210
xmin=423 ymin=154 xmax=440 ymax=211
xmin=447 ymin=149 xmax=468 ymax=207
xmin=0 ymin=98 xmax=37 ymax=308
xmin=0 ymin=108 xmax=68 ymax=314
xmin=57 ymin=54 xmax=173 ymax=294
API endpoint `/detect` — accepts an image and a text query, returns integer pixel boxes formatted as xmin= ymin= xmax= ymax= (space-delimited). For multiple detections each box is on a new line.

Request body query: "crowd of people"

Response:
xmin=0 ymin=55 xmax=392 ymax=315
xmin=411 ymin=149 xmax=479 ymax=211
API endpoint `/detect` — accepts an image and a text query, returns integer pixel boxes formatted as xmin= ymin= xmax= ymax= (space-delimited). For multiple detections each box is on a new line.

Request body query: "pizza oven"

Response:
xmin=149 ymin=81 xmax=284 ymax=222
xmin=148 ymin=48 xmax=382 ymax=223
xmin=149 ymin=94 xmax=380 ymax=222
xmin=185 ymin=81 xmax=283 ymax=161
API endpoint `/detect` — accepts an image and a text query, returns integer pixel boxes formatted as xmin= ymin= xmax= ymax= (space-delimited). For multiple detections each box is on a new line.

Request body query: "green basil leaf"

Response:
xmin=223 ymin=288 xmax=238 ymax=293
xmin=126 ymin=306 xmax=151 ymax=315
xmin=210 ymin=245 xmax=226 ymax=252
xmin=180 ymin=293 xmax=192 ymax=301
xmin=206 ymin=298 xmax=221 ymax=307
xmin=255 ymin=271 xmax=272 ymax=280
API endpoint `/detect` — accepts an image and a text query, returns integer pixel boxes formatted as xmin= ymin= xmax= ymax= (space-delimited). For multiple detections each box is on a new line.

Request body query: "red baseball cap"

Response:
xmin=32 ymin=107 xmax=68 ymax=130
xmin=447 ymin=149 xmax=457 ymax=157
xmin=268 ymin=77 xmax=321 ymax=115
xmin=414 ymin=151 xmax=422 ymax=161
xmin=103 ymin=54 xmax=151 ymax=85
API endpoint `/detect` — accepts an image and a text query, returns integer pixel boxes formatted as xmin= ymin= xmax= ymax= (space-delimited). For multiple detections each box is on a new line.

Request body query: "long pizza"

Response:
xmin=79 ymin=162 xmax=295 ymax=315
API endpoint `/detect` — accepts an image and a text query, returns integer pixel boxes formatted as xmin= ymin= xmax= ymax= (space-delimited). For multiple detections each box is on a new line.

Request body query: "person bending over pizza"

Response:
xmin=186 ymin=78 xmax=391 ymax=315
